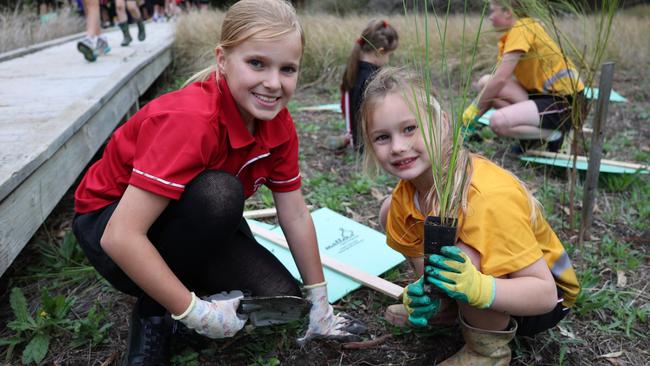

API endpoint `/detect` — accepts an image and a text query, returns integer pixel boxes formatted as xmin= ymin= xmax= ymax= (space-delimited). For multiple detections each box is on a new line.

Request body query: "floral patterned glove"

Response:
xmin=172 ymin=291 xmax=248 ymax=339
xmin=297 ymin=282 xmax=366 ymax=345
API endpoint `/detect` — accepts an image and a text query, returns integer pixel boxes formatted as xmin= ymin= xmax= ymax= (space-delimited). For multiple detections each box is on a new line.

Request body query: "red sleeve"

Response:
xmin=129 ymin=113 xmax=216 ymax=199
xmin=265 ymin=115 xmax=302 ymax=192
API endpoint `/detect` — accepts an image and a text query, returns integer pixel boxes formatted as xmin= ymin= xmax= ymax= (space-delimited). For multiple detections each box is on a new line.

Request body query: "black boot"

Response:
xmin=119 ymin=22 xmax=132 ymax=46
xmin=122 ymin=299 xmax=174 ymax=366
xmin=137 ymin=20 xmax=146 ymax=41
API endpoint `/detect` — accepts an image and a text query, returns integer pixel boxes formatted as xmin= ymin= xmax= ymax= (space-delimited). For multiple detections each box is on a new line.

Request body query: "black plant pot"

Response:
xmin=423 ymin=216 xmax=457 ymax=295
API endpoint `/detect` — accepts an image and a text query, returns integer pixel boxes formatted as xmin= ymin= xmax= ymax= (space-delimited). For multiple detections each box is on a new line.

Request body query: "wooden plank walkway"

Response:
xmin=0 ymin=21 xmax=175 ymax=276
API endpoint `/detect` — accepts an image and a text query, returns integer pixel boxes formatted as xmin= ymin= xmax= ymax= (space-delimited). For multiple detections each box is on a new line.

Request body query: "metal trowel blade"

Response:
xmin=237 ymin=295 xmax=311 ymax=327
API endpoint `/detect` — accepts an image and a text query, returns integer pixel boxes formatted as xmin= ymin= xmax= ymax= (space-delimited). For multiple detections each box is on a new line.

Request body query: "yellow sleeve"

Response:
xmin=385 ymin=183 xmax=424 ymax=258
xmin=460 ymin=188 xmax=543 ymax=278
xmin=503 ymin=20 xmax=535 ymax=55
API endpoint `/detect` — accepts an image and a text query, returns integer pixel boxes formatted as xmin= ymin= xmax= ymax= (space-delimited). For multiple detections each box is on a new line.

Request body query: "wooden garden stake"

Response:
xmin=579 ymin=62 xmax=615 ymax=244
xmin=249 ymin=224 xmax=404 ymax=299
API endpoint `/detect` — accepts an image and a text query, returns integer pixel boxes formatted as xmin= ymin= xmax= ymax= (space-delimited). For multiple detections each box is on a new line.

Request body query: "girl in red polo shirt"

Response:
xmin=72 ymin=0 xmax=364 ymax=363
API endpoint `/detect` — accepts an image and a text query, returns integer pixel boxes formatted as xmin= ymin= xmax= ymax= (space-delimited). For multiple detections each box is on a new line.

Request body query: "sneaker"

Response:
xmin=122 ymin=299 xmax=174 ymax=366
xmin=95 ymin=36 xmax=111 ymax=56
xmin=77 ymin=37 xmax=97 ymax=62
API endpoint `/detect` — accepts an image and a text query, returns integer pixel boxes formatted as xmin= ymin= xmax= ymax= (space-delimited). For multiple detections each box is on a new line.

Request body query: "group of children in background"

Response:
xmin=72 ymin=0 xmax=582 ymax=364
xmin=74 ymin=0 xmax=212 ymax=62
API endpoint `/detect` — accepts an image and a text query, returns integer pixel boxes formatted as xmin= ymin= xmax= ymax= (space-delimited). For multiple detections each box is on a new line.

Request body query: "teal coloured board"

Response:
xmin=249 ymin=207 xmax=405 ymax=303
xmin=477 ymin=109 xmax=495 ymax=126
xmin=583 ymin=87 xmax=627 ymax=103
xmin=519 ymin=156 xmax=648 ymax=174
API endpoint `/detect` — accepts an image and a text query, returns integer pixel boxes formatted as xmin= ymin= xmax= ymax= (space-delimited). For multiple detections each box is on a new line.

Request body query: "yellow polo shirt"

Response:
xmin=385 ymin=156 xmax=580 ymax=307
xmin=498 ymin=17 xmax=584 ymax=96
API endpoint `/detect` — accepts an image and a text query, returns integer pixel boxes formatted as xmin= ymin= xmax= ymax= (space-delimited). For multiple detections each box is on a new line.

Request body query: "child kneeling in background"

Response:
xmin=362 ymin=67 xmax=580 ymax=365
xmin=340 ymin=18 xmax=399 ymax=152
xmin=463 ymin=0 xmax=585 ymax=153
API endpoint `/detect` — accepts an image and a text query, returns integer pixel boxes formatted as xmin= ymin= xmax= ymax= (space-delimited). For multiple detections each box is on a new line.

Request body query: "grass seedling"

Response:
xmin=401 ymin=0 xmax=487 ymax=224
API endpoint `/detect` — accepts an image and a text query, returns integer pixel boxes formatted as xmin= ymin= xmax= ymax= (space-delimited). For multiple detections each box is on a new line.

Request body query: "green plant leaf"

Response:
xmin=22 ymin=333 xmax=50 ymax=365
xmin=0 ymin=335 xmax=24 ymax=346
xmin=9 ymin=287 xmax=34 ymax=325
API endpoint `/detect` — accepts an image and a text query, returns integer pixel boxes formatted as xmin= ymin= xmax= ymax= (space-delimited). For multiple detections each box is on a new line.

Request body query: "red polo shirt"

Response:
xmin=74 ymin=75 xmax=301 ymax=214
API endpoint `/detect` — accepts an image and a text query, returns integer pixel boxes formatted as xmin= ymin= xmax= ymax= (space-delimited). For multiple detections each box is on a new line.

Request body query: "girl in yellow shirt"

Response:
xmin=463 ymin=0 xmax=585 ymax=153
xmin=361 ymin=67 xmax=579 ymax=365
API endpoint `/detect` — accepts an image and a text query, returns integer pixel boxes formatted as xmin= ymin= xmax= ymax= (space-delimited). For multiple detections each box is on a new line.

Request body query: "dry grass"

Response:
xmin=0 ymin=8 xmax=84 ymax=54
xmin=172 ymin=7 xmax=650 ymax=87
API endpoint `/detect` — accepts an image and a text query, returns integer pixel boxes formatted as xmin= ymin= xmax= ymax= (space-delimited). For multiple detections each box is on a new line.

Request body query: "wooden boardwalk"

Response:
xmin=0 ymin=21 xmax=175 ymax=276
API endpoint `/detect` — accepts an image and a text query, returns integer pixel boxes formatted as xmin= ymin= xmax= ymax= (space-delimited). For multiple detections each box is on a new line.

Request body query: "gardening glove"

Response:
xmin=425 ymin=246 xmax=496 ymax=309
xmin=402 ymin=276 xmax=440 ymax=327
xmin=172 ymin=291 xmax=248 ymax=339
xmin=297 ymin=281 xmax=366 ymax=346
xmin=462 ymin=103 xmax=480 ymax=126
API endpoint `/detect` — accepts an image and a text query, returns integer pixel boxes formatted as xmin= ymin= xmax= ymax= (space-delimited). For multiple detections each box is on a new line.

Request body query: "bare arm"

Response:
xmin=475 ymin=51 xmax=522 ymax=114
xmin=273 ymin=189 xmax=325 ymax=286
xmin=491 ymin=257 xmax=558 ymax=316
xmin=100 ymin=185 xmax=192 ymax=315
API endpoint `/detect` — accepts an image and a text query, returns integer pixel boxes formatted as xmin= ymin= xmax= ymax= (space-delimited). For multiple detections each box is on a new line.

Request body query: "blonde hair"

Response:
xmin=185 ymin=0 xmax=304 ymax=85
xmin=361 ymin=67 xmax=541 ymax=223
xmin=341 ymin=19 xmax=399 ymax=91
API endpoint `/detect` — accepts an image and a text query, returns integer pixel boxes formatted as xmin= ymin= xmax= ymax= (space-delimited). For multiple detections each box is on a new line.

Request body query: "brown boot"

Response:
xmin=438 ymin=313 xmax=517 ymax=366
xmin=384 ymin=296 xmax=458 ymax=327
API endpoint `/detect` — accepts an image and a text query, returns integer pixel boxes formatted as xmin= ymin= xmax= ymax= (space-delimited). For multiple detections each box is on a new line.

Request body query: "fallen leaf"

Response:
xmin=345 ymin=207 xmax=363 ymax=222
xmin=616 ymin=270 xmax=627 ymax=288
xmin=598 ymin=351 xmax=623 ymax=358
xmin=558 ymin=325 xmax=575 ymax=339
xmin=561 ymin=205 xmax=571 ymax=216
xmin=370 ymin=187 xmax=387 ymax=202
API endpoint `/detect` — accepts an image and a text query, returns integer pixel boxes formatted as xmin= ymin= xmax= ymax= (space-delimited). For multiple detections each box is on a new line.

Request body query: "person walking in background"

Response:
xmin=115 ymin=0 xmax=146 ymax=46
xmin=463 ymin=0 xmax=585 ymax=153
xmin=72 ymin=0 xmax=365 ymax=363
xmin=339 ymin=19 xmax=398 ymax=152
xmin=77 ymin=0 xmax=111 ymax=62
xmin=362 ymin=67 xmax=580 ymax=365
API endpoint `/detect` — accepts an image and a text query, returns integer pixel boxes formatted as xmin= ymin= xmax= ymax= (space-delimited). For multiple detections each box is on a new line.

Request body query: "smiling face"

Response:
xmin=216 ymin=30 xmax=302 ymax=129
xmin=367 ymin=92 xmax=432 ymax=184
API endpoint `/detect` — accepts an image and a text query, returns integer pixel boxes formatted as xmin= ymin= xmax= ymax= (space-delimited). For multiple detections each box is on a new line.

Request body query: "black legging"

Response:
xmin=73 ymin=171 xmax=301 ymax=316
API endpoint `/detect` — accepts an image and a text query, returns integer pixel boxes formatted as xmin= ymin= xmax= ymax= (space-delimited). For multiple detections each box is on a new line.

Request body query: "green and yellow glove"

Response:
xmin=425 ymin=246 xmax=496 ymax=309
xmin=462 ymin=103 xmax=480 ymax=126
xmin=402 ymin=276 xmax=440 ymax=327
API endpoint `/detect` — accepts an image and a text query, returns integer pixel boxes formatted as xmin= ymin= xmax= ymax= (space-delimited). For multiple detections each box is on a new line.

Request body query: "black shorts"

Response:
xmin=513 ymin=287 xmax=571 ymax=336
xmin=529 ymin=93 xmax=582 ymax=132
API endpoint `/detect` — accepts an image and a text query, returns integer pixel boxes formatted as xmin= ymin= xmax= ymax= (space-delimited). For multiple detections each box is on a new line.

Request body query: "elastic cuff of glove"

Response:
xmin=303 ymin=281 xmax=327 ymax=290
xmin=172 ymin=292 xmax=196 ymax=320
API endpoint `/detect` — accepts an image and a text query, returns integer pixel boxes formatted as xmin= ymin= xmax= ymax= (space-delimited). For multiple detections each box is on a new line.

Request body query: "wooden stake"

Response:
xmin=249 ymin=225 xmax=404 ymax=299
xmin=524 ymin=150 xmax=647 ymax=171
xmin=579 ymin=62 xmax=615 ymax=243
xmin=243 ymin=205 xmax=313 ymax=219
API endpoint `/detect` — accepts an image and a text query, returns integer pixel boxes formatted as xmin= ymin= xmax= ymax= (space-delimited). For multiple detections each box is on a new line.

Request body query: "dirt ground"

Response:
xmin=0 ymin=69 xmax=648 ymax=365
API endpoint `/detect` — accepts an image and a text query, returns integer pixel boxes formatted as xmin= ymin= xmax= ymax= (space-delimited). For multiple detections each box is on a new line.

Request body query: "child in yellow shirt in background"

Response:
xmin=361 ymin=67 xmax=580 ymax=365
xmin=463 ymin=0 xmax=585 ymax=153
